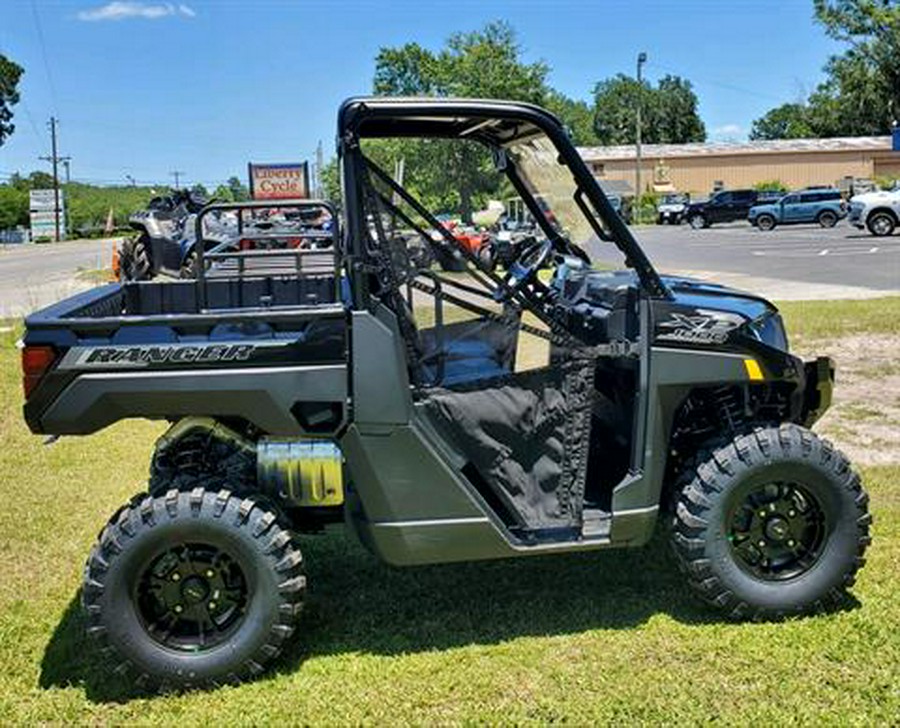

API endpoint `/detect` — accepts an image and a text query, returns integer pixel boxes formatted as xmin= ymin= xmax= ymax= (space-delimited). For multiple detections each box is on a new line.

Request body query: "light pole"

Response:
xmin=635 ymin=51 xmax=647 ymax=224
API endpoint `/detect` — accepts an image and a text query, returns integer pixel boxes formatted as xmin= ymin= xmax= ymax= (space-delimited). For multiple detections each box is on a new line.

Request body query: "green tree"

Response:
xmin=749 ymin=103 xmax=815 ymax=140
xmin=751 ymin=1 xmax=900 ymax=138
xmin=0 ymin=54 xmax=23 ymax=147
xmin=372 ymin=21 xmax=596 ymax=221
xmin=592 ymin=73 xmax=706 ymax=145
xmin=0 ymin=185 xmax=28 ymax=228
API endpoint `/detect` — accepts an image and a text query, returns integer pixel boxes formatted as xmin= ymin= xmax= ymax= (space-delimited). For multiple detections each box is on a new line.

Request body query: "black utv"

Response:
xmin=20 ymin=97 xmax=870 ymax=691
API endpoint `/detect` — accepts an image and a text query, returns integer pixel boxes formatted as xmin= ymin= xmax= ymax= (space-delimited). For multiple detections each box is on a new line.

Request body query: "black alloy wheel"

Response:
xmin=135 ymin=542 xmax=249 ymax=652
xmin=727 ymin=480 xmax=827 ymax=581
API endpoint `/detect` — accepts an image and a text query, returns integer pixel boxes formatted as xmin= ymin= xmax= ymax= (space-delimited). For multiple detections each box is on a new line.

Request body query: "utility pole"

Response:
xmin=170 ymin=171 xmax=185 ymax=189
xmin=125 ymin=174 xmax=136 ymax=187
xmin=39 ymin=116 xmax=70 ymax=242
xmin=635 ymin=52 xmax=647 ymax=225
xmin=315 ymin=140 xmax=324 ymax=198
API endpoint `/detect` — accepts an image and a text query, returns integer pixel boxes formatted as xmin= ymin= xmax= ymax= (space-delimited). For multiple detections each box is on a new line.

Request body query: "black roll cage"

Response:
xmin=337 ymin=96 xmax=672 ymax=306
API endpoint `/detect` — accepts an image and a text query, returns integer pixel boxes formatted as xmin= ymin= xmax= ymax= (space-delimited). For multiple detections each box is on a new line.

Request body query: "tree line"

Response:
xmin=1 ymin=1 xmax=897 ymax=230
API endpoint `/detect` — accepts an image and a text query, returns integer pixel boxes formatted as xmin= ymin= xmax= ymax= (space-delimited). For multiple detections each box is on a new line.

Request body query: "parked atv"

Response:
xmin=21 ymin=98 xmax=870 ymax=692
xmin=120 ymin=189 xmax=230 ymax=280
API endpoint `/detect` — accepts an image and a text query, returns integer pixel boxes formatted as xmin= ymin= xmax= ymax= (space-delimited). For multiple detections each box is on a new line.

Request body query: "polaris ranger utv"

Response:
xmin=21 ymin=97 xmax=870 ymax=691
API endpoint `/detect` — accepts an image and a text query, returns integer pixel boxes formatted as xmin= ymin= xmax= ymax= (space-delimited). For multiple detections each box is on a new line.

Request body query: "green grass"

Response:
xmin=0 ymin=307 xmax=898 ymax=723
xmin=777 ymin=296 xmax=900 ymax=340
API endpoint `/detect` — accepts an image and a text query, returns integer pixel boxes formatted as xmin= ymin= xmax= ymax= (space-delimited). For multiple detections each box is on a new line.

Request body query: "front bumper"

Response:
xmin=801 ymin=356 xmax=834 ymax=426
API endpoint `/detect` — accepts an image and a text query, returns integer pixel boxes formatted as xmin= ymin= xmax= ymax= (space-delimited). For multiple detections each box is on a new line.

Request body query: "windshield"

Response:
xmin=506 ymin=134 xmax=611 ymax=249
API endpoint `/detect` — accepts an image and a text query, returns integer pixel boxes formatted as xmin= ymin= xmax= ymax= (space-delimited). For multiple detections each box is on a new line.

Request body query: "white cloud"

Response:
xmin=711 ymin=124 xmax=745 ymax=140
xmin=77 ymin=2 xmax=196 ymax=21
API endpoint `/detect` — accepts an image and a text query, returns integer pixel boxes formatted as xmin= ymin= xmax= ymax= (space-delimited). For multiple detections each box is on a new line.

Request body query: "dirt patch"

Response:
xmin=794 ymin=333 xmax=900 ymax=466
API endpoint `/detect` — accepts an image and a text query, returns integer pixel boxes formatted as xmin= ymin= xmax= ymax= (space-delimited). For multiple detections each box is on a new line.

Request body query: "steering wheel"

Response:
xmin=501 ymin=237 xmax=553 ymax=296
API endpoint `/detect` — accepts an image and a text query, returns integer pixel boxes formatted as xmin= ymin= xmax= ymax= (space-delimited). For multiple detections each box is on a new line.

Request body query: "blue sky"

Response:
xmin=1 ymin=0 xmax=843 ymax=189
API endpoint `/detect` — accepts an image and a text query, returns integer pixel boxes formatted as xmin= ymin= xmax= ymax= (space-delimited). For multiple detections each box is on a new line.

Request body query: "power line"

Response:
xmin=29 ymin=0 xmax=58 ymax=112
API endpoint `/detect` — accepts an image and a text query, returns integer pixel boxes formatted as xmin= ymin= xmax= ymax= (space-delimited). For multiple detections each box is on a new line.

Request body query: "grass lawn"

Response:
xmin=0 ymin=300 xmax=898 ymax=723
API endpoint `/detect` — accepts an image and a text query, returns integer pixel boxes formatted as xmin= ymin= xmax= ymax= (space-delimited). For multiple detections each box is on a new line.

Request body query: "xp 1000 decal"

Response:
xmin=656 ymin=309 xmax=744 ymax=345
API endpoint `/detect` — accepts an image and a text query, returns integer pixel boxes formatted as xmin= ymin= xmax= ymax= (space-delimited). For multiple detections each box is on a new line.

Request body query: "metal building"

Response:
xmin=578 ymin=136 xmax=900 ymax=196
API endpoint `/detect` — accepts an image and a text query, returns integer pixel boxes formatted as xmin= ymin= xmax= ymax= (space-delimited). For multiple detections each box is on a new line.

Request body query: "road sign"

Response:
xmin=29 ymin=189 xmax=65 ymax=212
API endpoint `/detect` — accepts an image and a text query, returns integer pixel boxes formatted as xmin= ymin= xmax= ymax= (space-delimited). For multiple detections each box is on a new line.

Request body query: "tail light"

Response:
xmin=22 ymin=345 xmax=56 ymax=398
xmin=239 ymin=238 xmax=255 ymax=250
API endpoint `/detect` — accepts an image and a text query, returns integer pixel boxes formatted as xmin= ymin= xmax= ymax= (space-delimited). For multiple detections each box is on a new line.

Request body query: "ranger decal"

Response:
xmin=58 ymin=341 xmax=286 ymax=369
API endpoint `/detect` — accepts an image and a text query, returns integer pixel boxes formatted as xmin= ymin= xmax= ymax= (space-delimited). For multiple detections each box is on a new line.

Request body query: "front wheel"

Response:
xmin=867 ymin=211 xmax=896 ymax=237
xmin=82 ymin=488 xmax=305 ymax=691
xmin=671 ymin=425 xmax=870 ymax=619
xmin=689 ymin=214 xmax=707 ymax=230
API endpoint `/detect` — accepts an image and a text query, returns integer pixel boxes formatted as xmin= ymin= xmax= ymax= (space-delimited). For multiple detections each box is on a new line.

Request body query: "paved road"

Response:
xmin=0 ymin=238 xmax=119 ymax=317
xmin=0 ymin=222 xmax=897 ymax=318
xmin=614 ymin=222 xmax=899 ymax=293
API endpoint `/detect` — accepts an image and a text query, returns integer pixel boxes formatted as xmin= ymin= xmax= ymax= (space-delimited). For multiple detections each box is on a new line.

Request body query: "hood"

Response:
xmin=851 ymin=189 xmax=900 ymax=204
xmin=660 ymin=274 xmax=774 ymax=320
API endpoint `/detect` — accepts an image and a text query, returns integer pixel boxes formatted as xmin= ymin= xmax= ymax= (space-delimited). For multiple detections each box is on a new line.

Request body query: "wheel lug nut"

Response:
xmin=758 ymin=511 xmax=766 ymax=518
xmin=171 ymin=573 xmax=180 ymax=582
xmin=209 ymin=601 xmax=217 ymax=610
xmin=787 ymin=539 xmax=795 ymax=547
xmin=205 ymin=569 xmax=215 ymax=578
xmin=174 ymin=604 xmax=183 ymax=614
xmin=758 ymin=539 xmax=766 ymax=547
xmin=788 ymin=510 xmax=796 ymax=517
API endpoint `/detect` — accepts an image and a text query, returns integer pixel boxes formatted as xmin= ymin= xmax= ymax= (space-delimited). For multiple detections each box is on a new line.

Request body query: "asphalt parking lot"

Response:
xmin=617 ymin=221 xmax=899 ymax=293
xmin=0 ymin=221 xmax=897 ymax=317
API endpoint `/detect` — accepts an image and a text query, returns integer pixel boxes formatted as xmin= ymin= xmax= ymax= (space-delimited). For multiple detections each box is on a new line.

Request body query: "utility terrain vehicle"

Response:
xmin=21 ymin=97 xmax=870 ymax=691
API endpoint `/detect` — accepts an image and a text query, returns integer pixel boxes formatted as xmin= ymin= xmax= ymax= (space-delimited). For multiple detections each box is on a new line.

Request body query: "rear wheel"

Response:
xmin=817 ymin=210 xmax=838 ymax=228
xmin=756 ymin=214 xmax=776 ymax=231
xmin=82 ymin=488 xmax=305 ymax=691
xmin=671 ymin=425 xmax=870 ymax=619
xmin=689 ymin=213 xmax=707 ymax=230
xmin=867 ymin=211 xmax=896 ymax=237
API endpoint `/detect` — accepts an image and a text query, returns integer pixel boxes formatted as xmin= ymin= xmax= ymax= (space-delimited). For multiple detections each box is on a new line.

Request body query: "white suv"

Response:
xmin=848 ymin=187 xmax=900 ymax=236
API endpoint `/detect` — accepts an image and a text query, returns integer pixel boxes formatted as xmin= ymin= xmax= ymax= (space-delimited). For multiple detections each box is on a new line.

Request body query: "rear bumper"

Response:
xmin=801 ymin=356 xmax=834 ymax=426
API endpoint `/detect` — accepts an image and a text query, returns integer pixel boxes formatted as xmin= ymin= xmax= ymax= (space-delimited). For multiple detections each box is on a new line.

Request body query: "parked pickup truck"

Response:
xmin=848 ymin=187 xmax=900 ymax=236
xmin=20 ymin=98 xmax=869 ymax=693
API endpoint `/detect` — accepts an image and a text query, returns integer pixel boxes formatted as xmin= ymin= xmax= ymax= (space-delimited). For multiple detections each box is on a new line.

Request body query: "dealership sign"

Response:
xmin=248 ymin=162 xmax=309 ymax=200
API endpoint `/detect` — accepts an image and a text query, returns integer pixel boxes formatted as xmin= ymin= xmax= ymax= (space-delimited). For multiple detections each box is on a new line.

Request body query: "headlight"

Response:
xmin=747 ymin=312 xmax=789 ymax=352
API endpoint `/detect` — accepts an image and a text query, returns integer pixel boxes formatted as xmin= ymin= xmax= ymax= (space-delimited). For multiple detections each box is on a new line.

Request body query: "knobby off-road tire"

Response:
xmin=82 ymin=488 xmax=305 ymax=691
xmin=179 ymin=248 xmax=200 ymax=279
xmin=671 ymin=424 xmax=871 ymax=620
xmin=120 ymin=234 xmax=153 ymax=281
